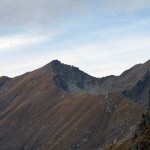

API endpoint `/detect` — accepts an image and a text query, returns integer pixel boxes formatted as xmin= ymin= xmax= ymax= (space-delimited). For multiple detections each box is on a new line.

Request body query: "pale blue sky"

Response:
xmin=0 ymin=0 xmax=150 ymax=77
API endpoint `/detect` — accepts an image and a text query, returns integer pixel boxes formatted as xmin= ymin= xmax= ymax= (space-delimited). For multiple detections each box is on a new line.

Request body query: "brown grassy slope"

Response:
xmin=0 ymin=65 xmax=144 ymax=150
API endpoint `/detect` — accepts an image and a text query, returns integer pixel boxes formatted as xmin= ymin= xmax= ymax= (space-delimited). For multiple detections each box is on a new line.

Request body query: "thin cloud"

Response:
xmin=95 ymin=0 xmax=150 ymax=12
xmin=0 ymin=35 xmax=46 ymax=50
xmin=0 ymin=30 xmax=65 ymax=52
xmin=1 ymin=35 xmax=150 ymax=77
xmin=0 ymin=0 xmax=150 ymax=28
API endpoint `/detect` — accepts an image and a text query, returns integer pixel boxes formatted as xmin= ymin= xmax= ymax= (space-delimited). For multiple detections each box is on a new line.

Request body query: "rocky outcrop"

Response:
xmin=46 ymin=60 xmax=150 ymax=107
xmin=49 ymin=60 xmax=102 ymax=94
xmin=0 ymin=76 xmax=10 ymax=89
xmin=122 ymin=71 xmax=150 ymax=108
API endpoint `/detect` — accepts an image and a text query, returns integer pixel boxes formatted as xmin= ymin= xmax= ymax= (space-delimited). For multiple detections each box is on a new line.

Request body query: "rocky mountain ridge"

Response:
xmin=0 ymin=59 xmax=150 ymax=150
xmin=1 ymin=59 xmax=150 ymax=107
xmin=45 ymin=59 xmax=150 ymax=107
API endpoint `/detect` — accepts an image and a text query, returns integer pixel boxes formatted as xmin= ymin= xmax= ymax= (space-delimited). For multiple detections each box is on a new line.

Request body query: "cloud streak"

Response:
xmin=1 ymin=35 xmax=150 ymax=77
xmin=0 ymin=30 xmax=64 ymax=52
xmin=0 ymin=0 xmax=150 ymax=28
xmin=0 ymin=35 xmax=46 ymax=50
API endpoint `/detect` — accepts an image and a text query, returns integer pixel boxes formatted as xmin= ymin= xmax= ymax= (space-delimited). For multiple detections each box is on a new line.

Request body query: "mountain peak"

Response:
xmin=48 ymin=60 xmax=82 ymax=74
xmin=50 ymin=59 xmax=61 ymax=66
xmin=43 ymin=59 xmax=62 ymax=72
xmin=49 ymin=60 xmax=93 ymax=92
xmin=0 ymin=76 xmax=10 ymax=88
xmin=44 ymin=59 xmax=150 ymax=99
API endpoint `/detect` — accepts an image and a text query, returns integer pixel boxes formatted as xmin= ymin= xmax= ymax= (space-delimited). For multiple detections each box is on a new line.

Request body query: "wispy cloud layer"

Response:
xmin=0 ymin=30 xmax=64 ymax=52
xmin=0 ymin=0 xmax=150 ymax=27
xmin=0 ymin=35 xmax=47 ymax=50
xmin=1 ymin=35 xmax=150 ymax=77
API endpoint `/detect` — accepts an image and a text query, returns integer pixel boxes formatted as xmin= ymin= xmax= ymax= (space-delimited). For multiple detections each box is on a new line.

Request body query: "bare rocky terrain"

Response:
xmin=51 ymin=60 xmax=150 ymax=107
xmin=0 ymin=59 xmax=150 ymax=150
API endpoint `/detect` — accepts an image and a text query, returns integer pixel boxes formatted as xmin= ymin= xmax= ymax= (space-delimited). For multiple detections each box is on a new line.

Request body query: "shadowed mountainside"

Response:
xmin=0 ymin=60 xmax=150 ymax=150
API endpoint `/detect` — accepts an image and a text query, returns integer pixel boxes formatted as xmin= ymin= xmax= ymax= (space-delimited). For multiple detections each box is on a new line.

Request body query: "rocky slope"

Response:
xmin=0 ymin=59 xmax=149 ymax=150
xmin=102 ymin=111 xmax=150 ymax=150
xmin=49 ymin=60 xmax=150 ymax=107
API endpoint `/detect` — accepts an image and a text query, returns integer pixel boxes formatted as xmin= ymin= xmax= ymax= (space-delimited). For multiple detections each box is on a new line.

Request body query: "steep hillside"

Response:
xmin=0 ymin=60 xmax=149 ymax=150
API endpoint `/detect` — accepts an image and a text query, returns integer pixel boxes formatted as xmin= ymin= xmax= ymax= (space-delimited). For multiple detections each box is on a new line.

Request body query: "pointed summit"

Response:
xmin=50 ymin=60 xmax=63 ymax=73
xmin=50 ymin=59 xmax=61 ymax=66
xmin=49 ymin=60 xmax=94 ymax=93
xmin=0 ymin=76 xmax=10 ymax=88
xmin=43 ymin=59 xmax=62 ymax=72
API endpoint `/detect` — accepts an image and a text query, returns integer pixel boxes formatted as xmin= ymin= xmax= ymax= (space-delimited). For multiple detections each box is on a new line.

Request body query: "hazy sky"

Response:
xmin=0 ymin=0 xmax=150 ymax=77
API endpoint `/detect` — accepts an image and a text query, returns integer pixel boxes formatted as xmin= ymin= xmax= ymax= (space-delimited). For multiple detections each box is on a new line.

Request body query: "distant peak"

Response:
xmin=50 ymin=60 xmax=63 ymax=72
xmin=0 ymin=76 xmax=10 ymax=80
xmin=44 ymin=60 xmax=62 ymax=71
xmin=50 ymin=60 xmax=61 ymax=65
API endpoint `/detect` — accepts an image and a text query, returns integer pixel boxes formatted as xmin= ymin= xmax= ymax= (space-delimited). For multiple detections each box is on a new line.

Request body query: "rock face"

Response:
xmin=47 ymin=59 xmax=150 ymax=107
xmin=122 ymin=71 xmax=150 ymax=108
xmin=0 ymin=59 xmax=150 ymax=150
xmin=0 ymin=76 xmax=10 ymax=91
xmin=49 ymin=60 xmax=100 ymax=94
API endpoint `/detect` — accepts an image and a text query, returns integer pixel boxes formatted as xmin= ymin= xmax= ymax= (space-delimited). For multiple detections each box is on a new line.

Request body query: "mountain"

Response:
xmin=50 ymin=60 xmax=150 ymax=107
xmin=0 ymin=59 xmax=149 ymax=150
